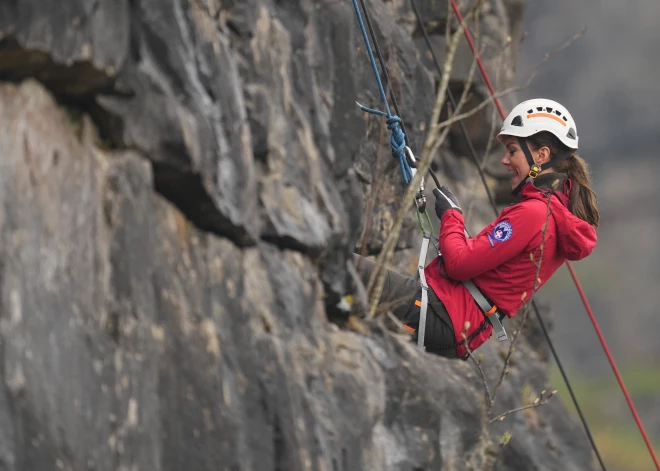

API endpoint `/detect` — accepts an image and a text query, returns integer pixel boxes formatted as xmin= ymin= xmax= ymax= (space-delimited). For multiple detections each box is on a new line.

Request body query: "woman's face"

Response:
xmin=500 ymin=136 xmax=549 ymax=189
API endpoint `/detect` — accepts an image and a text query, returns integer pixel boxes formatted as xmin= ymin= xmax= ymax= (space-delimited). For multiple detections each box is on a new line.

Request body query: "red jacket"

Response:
xmin=424 ymin=178 xmax=597 ymax=356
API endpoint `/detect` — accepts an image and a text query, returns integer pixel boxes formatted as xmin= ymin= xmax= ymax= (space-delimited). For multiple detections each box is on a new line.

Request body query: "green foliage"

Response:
xmin=549 ymin=364 xmax=660 ymax=471
xmin=595 ymin=428 xmax=660 ymax=471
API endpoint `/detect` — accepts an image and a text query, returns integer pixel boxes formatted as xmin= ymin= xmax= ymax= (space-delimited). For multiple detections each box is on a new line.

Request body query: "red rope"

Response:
xmin=565 ymin=263 xmax=660 ymax=470
xmin=449 ymin=1 xmax=660 ymax=469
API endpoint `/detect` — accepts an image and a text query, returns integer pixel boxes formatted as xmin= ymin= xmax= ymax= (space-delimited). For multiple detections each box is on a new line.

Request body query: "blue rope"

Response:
xmin=351 ymin=0 xmax=414 ymax=186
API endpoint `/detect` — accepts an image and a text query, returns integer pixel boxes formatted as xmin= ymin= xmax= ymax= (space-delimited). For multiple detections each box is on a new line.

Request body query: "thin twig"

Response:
xmin=346 ymin=259 xmax=370 ymax=314
xmin=488 ymin=400 xmax=552 ymax=424
xmin=431 ymin=26 xmax=587 ymax=135
xmin=423 ymin=2 xmax=485 ymax=161
xmin=445 ymin=0 xmax=452 ymax=50
xmin=462 ymin=325 xmax=493 ymax=408
xmin=518 ymin=26 xmax=587 ymax=94
xmin=358 ymin=118 xmax=386 ymax=257
xmin=453 ymin=5 xmax=482 ymax=113
xmin=386 ymin=310 xmax=415 ymax=336
xmin=356 ymin=292 xmax=413 ymax=319
xmin=460 ymin=27 xmax=585 ymax=225
xmin=456 ymin=0 xmax=495 ymax=412
xmin=366 ymin=2 xmax=483 ymax=317
xmin=464 ymin=39 xmax=511 ymax=225
xmin=359 ymin=42 xmax=399 ymax=257
xmin=491 ymin=191 xmax=554 ymax=405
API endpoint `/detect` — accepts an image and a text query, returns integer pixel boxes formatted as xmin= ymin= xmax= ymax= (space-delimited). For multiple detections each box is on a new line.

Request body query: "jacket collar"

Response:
xmin=533 ymin=172 xmax=569 ymax=190
xmin=520 ymin=172 xmax=571 ymax=207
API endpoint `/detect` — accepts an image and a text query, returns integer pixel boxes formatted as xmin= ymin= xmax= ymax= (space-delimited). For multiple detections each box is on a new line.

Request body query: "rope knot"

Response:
xmin=386 ymin=115 xmax=413 ymax=185
xmin=355 ymin=103 xmax=413 ymax=186
xmin=386 ymin=116 xmax=405 ymax=158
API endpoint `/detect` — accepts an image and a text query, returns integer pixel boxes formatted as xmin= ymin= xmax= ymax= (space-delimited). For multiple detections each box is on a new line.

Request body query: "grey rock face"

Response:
xmin=0 ymin=1 xmax=596 ymax=470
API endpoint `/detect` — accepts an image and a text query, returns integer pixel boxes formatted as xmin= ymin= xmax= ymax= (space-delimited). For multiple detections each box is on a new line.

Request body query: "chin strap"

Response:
xmin=512 ymin=136 xmax=573 ymax=196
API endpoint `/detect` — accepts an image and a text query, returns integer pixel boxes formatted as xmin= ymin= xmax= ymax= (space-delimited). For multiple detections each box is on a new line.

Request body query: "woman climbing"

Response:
xmin=354 ymin=98 xmax=599 ymax=359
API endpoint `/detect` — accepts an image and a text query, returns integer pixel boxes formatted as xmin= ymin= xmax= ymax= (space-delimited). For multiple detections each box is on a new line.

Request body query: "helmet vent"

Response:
xmin=511 ymin=115 xmax=523 ymax=127
xmin=555 ymin=110 xmax=562 ymax=116
xmin=536 ymin=106 xmax=543 ymax=111
xmin=527 ymin=109 xmax=533 ymax=114
xmin=546 ymin=107 xmax=553 ymax=112
xmin=563 ymin=116 xmax=568 ymax=122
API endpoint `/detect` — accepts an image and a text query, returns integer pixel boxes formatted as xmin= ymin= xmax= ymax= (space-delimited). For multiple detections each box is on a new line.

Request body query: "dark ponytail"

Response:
xmin=526 ymin=132 xmax=600 ymax=227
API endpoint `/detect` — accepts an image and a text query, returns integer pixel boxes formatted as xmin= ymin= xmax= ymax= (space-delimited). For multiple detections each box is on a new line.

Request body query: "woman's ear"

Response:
xmin=536 ymin=146 xmax=551 ymax=165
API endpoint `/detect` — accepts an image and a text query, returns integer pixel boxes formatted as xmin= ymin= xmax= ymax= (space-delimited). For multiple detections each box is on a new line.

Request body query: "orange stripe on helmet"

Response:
xmin=526 ymin=112 xmax=567 ymax=127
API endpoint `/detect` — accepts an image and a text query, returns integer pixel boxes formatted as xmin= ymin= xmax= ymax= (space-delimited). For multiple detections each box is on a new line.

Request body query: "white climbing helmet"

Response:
xmin=497 ymin=98 xmax=579 ymax=150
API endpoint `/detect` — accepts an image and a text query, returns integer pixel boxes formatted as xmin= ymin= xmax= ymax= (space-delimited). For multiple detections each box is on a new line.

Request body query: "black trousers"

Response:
xmin=353 ymin=254 xmax=459 ymax=359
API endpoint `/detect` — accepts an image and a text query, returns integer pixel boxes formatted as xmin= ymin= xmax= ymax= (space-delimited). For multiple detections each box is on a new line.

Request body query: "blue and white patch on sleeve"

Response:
xmin=491 ymin=221 xmax=513 ymax=243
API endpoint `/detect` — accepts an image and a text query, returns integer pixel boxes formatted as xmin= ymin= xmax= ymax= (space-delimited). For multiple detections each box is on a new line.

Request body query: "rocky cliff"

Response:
xmin=0 ymin=1 xmax=597 ymax=470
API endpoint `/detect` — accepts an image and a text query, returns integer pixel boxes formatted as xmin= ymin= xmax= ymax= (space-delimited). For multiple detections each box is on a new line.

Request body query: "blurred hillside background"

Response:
xmin=511 ymin=1 xmax=660 ymax=469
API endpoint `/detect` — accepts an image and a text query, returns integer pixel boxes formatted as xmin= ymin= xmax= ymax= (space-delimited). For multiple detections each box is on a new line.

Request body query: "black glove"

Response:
xmin=433 ymin=185 xmax=462 ymax=219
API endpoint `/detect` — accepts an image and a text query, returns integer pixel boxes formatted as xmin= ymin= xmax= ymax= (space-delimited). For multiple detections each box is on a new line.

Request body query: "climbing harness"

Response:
xmin=447 ymin=1 xmax=659 ymax=469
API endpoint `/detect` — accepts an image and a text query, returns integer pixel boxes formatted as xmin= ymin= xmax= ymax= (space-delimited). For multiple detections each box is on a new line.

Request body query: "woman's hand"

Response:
xmin=433 ymin=186 xmax=462 ymax=219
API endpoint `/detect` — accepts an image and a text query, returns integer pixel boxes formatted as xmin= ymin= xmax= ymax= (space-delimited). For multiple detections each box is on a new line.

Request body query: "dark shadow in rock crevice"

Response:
xmin=0 ymin=36 xmax=116 ymax=98
xmin=152 ymin=161 xmax=255 ymax=248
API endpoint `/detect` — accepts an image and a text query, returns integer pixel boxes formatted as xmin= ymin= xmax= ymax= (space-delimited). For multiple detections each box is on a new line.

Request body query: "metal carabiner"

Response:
xmin=405 ymin=146 xmax=427 ymax=212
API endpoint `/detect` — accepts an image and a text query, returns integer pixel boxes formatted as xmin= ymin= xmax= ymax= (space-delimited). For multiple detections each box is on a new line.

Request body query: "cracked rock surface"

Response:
xmin=0 ymin=1 xmax=596 ymax=470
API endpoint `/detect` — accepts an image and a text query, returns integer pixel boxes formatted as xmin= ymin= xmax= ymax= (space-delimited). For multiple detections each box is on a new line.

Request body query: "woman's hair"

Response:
xmin=526 ymin=131 xmax=600 ymax=227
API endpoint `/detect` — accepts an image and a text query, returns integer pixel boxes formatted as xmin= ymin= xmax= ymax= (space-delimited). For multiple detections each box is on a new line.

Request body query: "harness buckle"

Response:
xmin=461 ymin=279 xmax=508 ymax=342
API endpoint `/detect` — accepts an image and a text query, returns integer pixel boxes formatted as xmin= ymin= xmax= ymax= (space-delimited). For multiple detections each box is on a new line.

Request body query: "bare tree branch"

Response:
xmin=423 ymin=2 xmax=485 ymax=162
xmin=452 ymin=4 xmax=482 ymax=114
xmin=386 ymin=310 xmax=416 ymax=336
xmin=491 ymin=189 xmax=555 ymax=405
xmin=489 ymin=391 xmax=557 ymax=423
xmin=346 ymin=258 xmax=370 ymax=314
xmin=518 ymin=26 xmax=587 ymax=94
xmin=357 ymin=117 xmax=386 ymax=257
xmin=359 ymin=42 xmax=400 ymax=258
xmin=462 ymin=324 xmax=493 ymax=408
xmin=463 ymin=39 xmax=511 ymax=225
xmin=365 ymin=1 xmax=484 ymax=318
xmin=431 ymin=26 xmax=587 ymax=136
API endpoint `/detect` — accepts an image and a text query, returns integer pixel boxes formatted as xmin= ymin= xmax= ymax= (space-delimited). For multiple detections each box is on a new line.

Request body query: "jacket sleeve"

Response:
xmin=438 ymin=205 xmax=545 ymax=281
